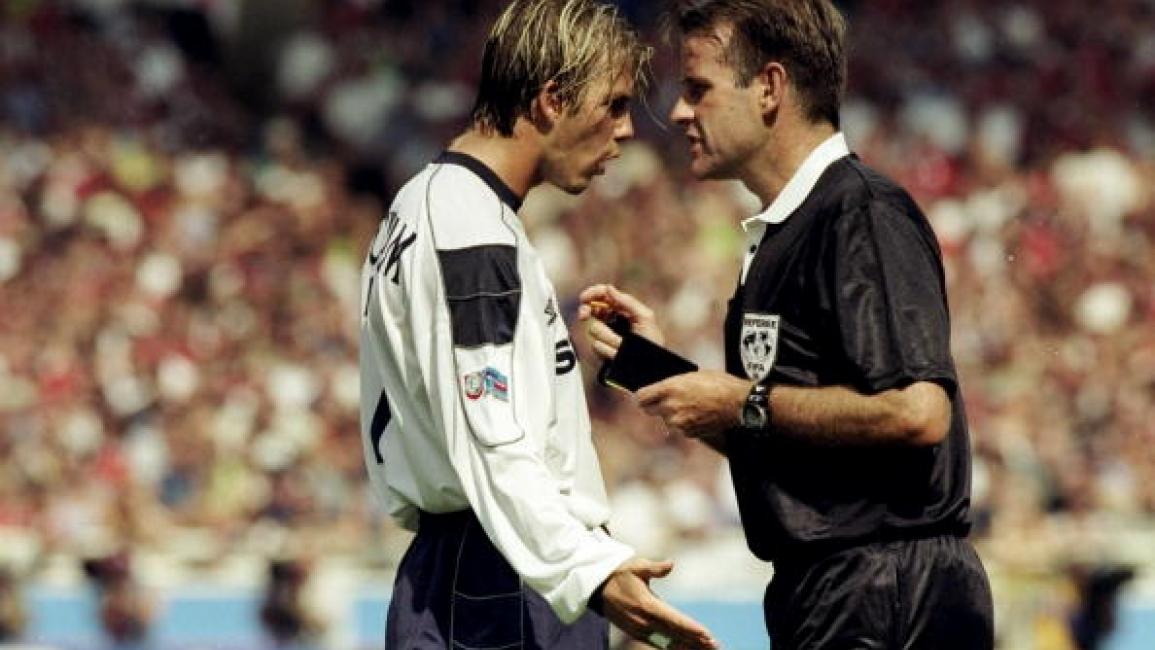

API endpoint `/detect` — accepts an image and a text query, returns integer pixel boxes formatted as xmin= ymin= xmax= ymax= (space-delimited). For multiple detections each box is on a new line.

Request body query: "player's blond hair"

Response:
xmin=470 ymin=0 xmax=651 ymax=136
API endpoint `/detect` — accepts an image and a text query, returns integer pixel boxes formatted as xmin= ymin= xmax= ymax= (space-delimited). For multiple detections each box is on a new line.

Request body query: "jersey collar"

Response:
xmin=436 ymin=150 xmax=524 ymax=212
xmin=741 ymin=132 xmax=850 ymax=231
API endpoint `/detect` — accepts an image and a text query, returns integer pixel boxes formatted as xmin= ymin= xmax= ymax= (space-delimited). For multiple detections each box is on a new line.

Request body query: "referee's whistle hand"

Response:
xmin=600 ymin=557 xmax=720 ymax=650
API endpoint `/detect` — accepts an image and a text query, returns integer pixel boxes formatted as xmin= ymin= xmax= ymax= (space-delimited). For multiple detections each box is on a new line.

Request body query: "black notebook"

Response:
xmin=598 ymin=331 xmax=698 ymax=392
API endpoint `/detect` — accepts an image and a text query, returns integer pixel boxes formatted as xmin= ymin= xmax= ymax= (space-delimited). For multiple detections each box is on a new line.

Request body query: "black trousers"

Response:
xmin=764 ymin=535 xmax=994 ymax=650
xmin=385 ymin=510 xmax=609 ymax=649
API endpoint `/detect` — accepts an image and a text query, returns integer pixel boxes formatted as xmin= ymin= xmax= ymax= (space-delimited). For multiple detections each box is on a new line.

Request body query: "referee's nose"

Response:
xmin=669 ymin=96 xmax=693 ymax=129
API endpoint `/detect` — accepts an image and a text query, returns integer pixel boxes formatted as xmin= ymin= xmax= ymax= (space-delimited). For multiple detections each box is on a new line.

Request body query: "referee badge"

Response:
xmin=740 ymin=313 xmax=780 ymax=381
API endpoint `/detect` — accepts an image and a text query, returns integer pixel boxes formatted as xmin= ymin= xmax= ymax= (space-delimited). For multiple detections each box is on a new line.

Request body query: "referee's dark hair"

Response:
xmin=671 ymin=0 xmax=847 ymax=128
xmin=470 ymin=0 xmax=651 ymax=137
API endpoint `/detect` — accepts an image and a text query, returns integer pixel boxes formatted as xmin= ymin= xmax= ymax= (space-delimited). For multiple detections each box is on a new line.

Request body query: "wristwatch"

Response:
xmin=740 ymin=382 xmax=772 ymax=430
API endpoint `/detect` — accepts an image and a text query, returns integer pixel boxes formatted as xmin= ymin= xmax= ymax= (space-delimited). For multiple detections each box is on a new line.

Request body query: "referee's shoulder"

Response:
xmin=825 ymin=157 xmax=923 ymax=222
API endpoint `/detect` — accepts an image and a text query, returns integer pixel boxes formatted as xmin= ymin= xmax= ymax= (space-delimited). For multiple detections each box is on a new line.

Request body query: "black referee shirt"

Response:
xmin=724 ymin=155 xmax=973 ymax=562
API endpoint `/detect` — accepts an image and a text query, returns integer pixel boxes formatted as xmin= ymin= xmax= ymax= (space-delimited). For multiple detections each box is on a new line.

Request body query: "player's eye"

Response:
xmin=609 ymin=96 xmax=631 ymax=118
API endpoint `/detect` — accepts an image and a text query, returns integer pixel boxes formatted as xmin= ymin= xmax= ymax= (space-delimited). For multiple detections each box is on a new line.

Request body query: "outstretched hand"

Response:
xmin=600 ymin=557 xmax=720 ymax=650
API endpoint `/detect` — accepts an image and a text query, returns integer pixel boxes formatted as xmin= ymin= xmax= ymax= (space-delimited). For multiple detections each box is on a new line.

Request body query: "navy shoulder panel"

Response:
xmin=439 ymin=245 xmax=521 ymax=347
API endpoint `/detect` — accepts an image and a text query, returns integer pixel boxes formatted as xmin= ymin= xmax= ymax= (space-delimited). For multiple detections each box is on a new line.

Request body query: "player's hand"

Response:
xmin=600 ymin=557 xmax=719 ymax=650
xmin=578 ymin=284 xmax=665 ymax=360
xmin=637 ymin=371 xmax=748 ymax=440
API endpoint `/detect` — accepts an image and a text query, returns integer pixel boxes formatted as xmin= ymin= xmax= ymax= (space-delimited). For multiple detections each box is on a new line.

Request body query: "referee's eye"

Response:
xmin=682 ymin=79 xmax=708 ymax=104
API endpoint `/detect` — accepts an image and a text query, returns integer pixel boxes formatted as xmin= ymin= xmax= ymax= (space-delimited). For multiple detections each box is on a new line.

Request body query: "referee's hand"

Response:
xmin=637 ymin=371 xmax=746 ymax=440
xmin=600 ymin=557 xmax=720 ymax=650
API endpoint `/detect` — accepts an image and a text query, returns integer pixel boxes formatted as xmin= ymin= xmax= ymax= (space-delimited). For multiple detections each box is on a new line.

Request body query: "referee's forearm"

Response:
xmin=766 ymin=383 xmax=947 ymax=447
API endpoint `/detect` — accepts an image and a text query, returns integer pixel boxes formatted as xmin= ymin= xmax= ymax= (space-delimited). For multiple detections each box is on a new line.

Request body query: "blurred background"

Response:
xmin=0 ymin=0 xmax=1153 ymax=648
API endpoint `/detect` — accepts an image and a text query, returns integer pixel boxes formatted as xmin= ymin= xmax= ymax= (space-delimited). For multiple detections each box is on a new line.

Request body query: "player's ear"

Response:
xmin=531 ymin=79 xmax=564 ymax=130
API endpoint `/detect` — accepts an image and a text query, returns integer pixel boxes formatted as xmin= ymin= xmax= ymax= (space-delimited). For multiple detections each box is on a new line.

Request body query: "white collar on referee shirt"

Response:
xmin=741 ymin=132 xmax=851 ymax=231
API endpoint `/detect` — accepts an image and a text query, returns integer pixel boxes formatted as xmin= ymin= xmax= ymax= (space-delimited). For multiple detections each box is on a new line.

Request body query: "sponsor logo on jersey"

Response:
xmin=462 ymin=367 xmax=510 ymax=401
xmin=463 ymin=371 xmax=485 ymax=400
xmin=544 ymin=296 xmax=560 ymax=326
xmin=741 ymin=313 xmax=780 ymax=381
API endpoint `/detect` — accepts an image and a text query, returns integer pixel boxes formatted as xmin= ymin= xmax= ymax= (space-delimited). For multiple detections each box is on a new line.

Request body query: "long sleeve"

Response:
xmin=418 ymin=231 xmax=632 ymax=622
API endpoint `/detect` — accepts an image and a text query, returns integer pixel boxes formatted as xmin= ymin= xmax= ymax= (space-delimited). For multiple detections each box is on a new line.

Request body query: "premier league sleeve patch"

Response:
xmin=741 ymin=313 xmax=780 ymax=381
xmin=462 ymin=367 xmax=510 ymax=402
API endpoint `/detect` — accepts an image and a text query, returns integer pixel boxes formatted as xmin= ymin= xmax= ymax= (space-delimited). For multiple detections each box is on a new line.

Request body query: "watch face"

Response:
xmin=742 ymin=403 xmax=768 ymax=429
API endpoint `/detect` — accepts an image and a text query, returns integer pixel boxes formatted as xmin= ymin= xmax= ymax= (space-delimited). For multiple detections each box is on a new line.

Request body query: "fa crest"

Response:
xmin=741 ymin=313 xmax=780 ymax=381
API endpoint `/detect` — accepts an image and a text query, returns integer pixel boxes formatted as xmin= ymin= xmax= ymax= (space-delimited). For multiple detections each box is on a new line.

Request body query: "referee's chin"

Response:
xmin=693 ymin=161 xmax=737 ymax=183
xmin=689 ymin=158 xmax=720 ymax=181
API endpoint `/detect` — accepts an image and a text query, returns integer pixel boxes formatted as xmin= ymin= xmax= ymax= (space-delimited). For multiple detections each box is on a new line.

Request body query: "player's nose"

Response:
xmin=614 ymin=113 xmax=635 ymax=141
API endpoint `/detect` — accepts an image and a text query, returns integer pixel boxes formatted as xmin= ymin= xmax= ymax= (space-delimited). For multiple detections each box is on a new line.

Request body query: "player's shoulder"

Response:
xmin=413 ymin=157 xmax=519 ymax=250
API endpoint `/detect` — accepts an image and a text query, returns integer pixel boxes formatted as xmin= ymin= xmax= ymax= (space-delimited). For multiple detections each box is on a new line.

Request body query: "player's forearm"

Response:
xmin=766 ymin=381 xmax=949 ymax=447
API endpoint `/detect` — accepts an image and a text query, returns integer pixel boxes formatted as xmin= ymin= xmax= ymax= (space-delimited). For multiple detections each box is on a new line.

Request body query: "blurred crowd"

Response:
xmin=1 ymin=0 xmax=1154 ymax=647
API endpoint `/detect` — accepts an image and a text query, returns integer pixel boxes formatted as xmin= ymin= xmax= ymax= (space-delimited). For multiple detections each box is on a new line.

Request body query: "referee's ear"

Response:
xmin=756 ymin=61 xmax=788 ymax=120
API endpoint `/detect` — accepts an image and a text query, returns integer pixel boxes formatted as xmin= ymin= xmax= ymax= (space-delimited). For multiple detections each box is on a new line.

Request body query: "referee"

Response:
xmin=359 ymin=1 xmax=717 ymax=649
xmin=581 ymin=1 xmax=994 ymax=648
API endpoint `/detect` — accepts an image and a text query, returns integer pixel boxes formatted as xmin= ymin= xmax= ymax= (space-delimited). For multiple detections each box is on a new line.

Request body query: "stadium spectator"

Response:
xmin=81 ymin=552 xmax=154 ymax=649
xmin=259 ymin=557 xmax=325 ymax=648
xmin=0 ymin=566 xmax=27 ymax=641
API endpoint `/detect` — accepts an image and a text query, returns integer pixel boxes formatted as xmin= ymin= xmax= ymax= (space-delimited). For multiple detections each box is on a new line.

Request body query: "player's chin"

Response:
xmin=558 ymin=174 xmax=595 ymax=195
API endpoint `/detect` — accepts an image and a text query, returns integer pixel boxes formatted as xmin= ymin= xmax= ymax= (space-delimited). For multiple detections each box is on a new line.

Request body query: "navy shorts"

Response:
xmin=385 ymin=510 xmax=609 ymax=649
xmin=764 ymin=535 xmax=994 ymax=650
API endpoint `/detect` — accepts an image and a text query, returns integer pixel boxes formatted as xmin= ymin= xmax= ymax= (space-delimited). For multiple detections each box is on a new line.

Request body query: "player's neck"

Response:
xmin=447 ymin=128 xmax=538 ymax=203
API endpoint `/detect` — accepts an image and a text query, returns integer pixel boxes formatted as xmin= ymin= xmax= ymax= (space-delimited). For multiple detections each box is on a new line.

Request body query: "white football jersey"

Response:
xmin=359 ymin=151 xmax=633 ymax=623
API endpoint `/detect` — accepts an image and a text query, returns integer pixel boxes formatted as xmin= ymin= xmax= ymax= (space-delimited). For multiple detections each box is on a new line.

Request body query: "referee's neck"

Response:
xmin=743 ymin=121 xmax=837 ymax=209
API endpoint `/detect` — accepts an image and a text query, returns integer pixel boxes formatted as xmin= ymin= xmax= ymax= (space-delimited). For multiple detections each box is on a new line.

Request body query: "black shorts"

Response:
xmin=385 ymin=509 xmax=609 ymax=650
xmin=764 ymin=535 xmax=993 ymax=650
